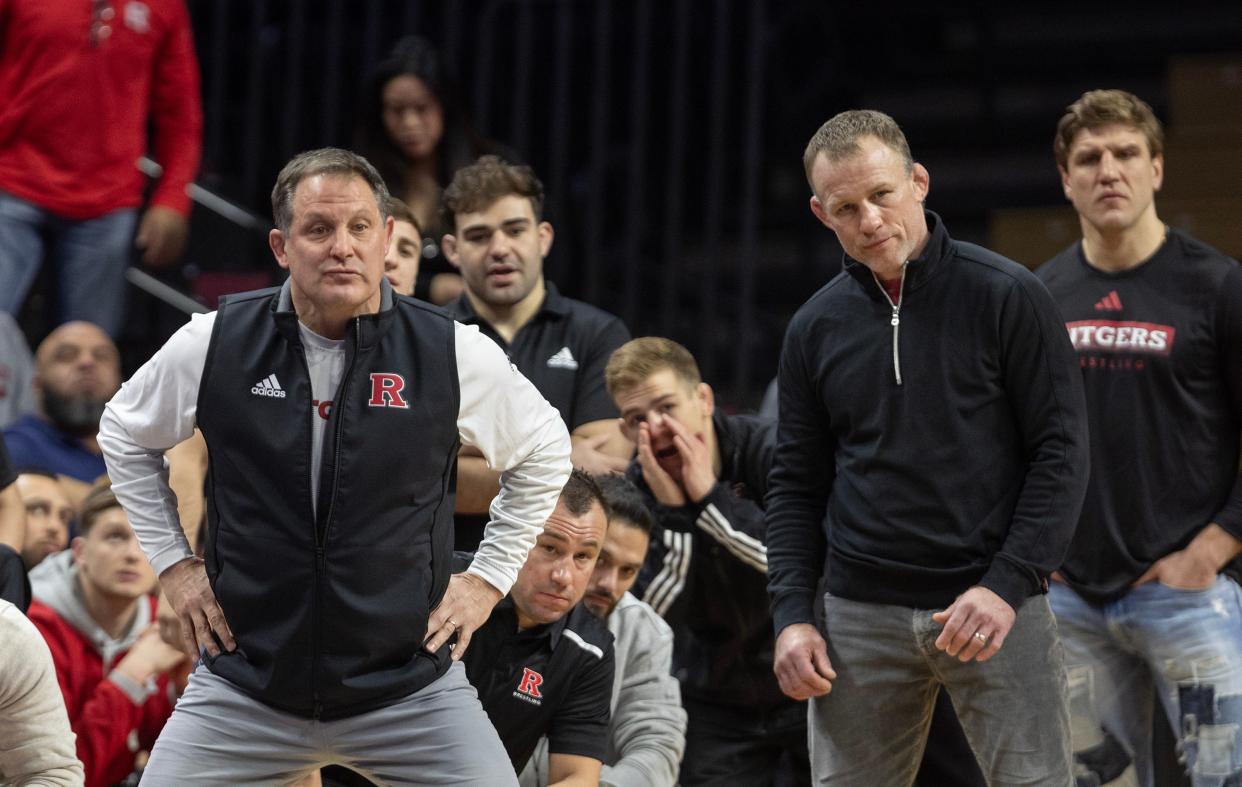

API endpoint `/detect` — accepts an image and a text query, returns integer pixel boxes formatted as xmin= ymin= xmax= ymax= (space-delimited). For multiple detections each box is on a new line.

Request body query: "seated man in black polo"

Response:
xmin=461 ymin=469 xmax=615 ymax=785
xmin=441 ymin=156 xmax=633 ymax=549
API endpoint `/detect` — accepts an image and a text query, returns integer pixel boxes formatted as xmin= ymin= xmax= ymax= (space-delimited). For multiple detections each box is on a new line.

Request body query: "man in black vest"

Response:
xmin=98 ymin=147 xmax=572 ymax=784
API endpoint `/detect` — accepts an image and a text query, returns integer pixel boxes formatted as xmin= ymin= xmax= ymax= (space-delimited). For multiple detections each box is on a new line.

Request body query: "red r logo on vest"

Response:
xmin=517 ymin=667 xmax=544 ymax=700
xmin=367 ymin=373 xmax=409 ymax=408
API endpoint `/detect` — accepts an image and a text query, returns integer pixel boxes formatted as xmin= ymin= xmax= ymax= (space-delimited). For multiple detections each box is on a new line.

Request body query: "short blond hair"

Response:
xmin=1054 ymin=90 xmax=1163 ymax=170
xmin=605 ymin=337 xmax=701 ymax=400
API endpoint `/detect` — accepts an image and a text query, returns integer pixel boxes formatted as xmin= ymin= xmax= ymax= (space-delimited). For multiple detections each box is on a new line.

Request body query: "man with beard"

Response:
xmin=4 ymin=322 xmax=119 ymax=497
xmin=442 ymin=156 xmax=632 ymax=549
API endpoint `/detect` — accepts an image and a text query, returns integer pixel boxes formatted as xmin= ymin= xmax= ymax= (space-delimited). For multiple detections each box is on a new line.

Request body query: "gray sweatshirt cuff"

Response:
xmin=108 ymin=671 xmax=155 ymax=705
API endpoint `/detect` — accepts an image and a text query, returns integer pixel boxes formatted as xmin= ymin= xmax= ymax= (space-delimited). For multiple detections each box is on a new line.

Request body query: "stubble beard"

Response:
xmin=42 ymin=388 xmax=106 ymax=438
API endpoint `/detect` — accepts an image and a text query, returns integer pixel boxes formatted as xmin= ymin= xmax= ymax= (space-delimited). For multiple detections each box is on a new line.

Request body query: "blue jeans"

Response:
xmin=1050 ymin=577 xmax=1242 ymax=787
xmin=0 ymin=189 xmax=136 ymax=337
xmin=808 ymin=592 xmax=1073 ymax=786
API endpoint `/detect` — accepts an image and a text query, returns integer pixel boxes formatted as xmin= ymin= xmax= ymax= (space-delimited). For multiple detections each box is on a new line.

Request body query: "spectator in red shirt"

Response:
xmin=27 ymin=479 xmax=185 ymax=787
xmin=0 ymin=0 xmax=203 ymax=336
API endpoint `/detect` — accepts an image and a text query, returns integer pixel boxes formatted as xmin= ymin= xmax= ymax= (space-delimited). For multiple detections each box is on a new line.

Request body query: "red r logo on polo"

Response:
xmin=368 ymin=373 xmax=409 ymax=408
xmin=517 ymin=667 xmax=544 ymax=699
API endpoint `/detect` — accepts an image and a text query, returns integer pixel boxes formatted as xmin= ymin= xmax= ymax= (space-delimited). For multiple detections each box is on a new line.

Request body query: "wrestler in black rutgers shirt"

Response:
xmin=1038 ymin=228 xmax=1242 ymax=603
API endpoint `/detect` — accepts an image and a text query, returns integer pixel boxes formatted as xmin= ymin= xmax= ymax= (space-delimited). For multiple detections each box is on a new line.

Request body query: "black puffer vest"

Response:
xmin=197 ymin=283 xmax=460 ymax=719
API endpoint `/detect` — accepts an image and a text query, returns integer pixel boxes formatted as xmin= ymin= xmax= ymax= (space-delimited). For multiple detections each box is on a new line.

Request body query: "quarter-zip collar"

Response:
xmin=839 ymin=211 xmax=951 ymax=386
xmin=873 ymin=262 xmax=908 ymax=386
xmin=841 ymin=210 xmax=951 ymax=302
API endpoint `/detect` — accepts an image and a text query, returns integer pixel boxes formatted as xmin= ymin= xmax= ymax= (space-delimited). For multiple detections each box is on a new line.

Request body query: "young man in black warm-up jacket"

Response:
xmin=765 ymin=109 xmax=1090 ymax=786
xmin=604 ymin=336 xmax=805 ymax=786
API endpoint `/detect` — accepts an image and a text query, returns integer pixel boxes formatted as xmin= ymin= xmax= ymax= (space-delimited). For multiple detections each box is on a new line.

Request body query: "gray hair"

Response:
xmin=271 ymin=148 xmax=391 ymax=232
xmin=802 ymin=109 xmax=913 ymax=190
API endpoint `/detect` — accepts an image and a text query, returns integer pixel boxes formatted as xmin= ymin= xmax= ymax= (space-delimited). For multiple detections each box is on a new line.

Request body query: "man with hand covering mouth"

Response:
xmin=605 ymin=336 xmax=808 ymax=786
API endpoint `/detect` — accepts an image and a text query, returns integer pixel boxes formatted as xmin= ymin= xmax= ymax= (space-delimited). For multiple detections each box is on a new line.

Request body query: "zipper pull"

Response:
xmin=890 ymin=306 xmax=903 ymax=386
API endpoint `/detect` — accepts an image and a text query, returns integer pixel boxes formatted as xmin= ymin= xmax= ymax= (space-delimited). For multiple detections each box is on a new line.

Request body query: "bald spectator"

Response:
xmin=15 ymin=470 xmax=73 ymax=571
xmin=4 ymin=322 xmax=119 ymax=502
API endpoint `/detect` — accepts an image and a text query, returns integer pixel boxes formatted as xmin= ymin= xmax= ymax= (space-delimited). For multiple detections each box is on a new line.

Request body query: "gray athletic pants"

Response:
xmin=140 ymin=662 xmax=517 ymax=786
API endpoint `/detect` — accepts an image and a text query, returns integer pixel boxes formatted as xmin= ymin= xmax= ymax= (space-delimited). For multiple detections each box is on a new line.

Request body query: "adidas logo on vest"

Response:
xmin=251 ymin=374 xmax=287 ymax=398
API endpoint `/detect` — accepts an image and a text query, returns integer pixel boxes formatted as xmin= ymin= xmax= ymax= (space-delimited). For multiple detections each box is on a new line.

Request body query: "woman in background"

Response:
xmin=356 ymin=35 xmax=510 ymax=305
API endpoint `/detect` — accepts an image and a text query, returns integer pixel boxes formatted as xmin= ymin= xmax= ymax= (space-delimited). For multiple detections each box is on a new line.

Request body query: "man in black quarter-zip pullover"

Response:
xmin=98 ymin=148 xmax=571 ymax=785
xmin=765 ymin=109 xmax=1090 ymax=786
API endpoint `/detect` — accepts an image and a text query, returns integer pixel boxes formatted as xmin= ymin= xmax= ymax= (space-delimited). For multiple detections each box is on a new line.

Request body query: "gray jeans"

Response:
xmin=808 ymin=592 xmax=1073 ymax=787
xmin=140 ymin=662 xmax=517 ymax=786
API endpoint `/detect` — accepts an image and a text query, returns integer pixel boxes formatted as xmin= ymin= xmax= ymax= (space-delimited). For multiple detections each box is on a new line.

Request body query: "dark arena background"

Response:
xmin=21 ymin=0 xmax=1242 ymax=409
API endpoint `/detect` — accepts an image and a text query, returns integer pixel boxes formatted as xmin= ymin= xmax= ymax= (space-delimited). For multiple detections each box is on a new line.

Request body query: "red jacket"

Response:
xmin=27 ymin=596 xmax=175 ymax=787
xmin=0 ymin=0 xmax=202 ymax=219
